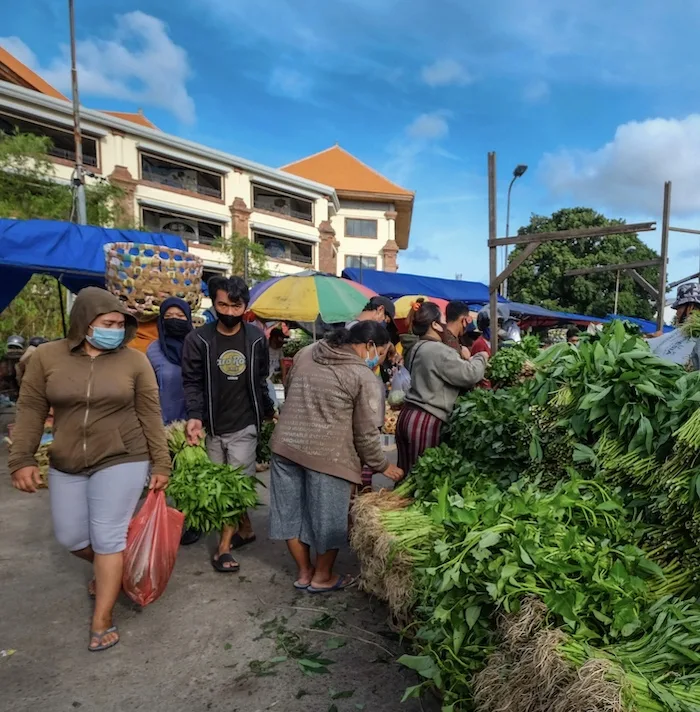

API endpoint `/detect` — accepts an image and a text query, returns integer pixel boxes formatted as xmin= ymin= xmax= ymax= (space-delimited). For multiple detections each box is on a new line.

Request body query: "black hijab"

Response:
xmin=157 ymin=297 xmax=193 ymax=366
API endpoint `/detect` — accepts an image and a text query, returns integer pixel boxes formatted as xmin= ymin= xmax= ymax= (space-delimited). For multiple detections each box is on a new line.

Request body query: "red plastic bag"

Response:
xmin=122 ymin=490 xmax=184 ymax=607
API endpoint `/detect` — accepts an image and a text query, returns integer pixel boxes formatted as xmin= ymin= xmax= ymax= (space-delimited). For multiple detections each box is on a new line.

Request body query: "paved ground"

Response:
xmin=0 ymin=448 xmax=438 ymax=712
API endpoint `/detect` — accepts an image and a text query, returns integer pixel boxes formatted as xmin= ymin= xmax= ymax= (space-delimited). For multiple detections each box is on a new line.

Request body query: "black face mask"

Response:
xmin=163 ymin=318 xmax=191 ymax=338
xmin=217 ymin=312 xmax=243 ymax=329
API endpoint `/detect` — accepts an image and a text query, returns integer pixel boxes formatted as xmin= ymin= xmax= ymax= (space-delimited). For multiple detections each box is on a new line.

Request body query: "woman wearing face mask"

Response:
xmin=9 ymin=287 xmax=171 ymax=652
xmin=397 ymin=301 xmax=488 ymax=475
xmin=147 ymin=297 xmax=193 ymax=425
xmin=269 ymin=321 xmax=403 ymax=593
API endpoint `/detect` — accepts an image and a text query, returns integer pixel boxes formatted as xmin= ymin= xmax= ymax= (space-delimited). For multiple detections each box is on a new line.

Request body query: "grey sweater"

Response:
xmin=404 ymin=339 xmax=487 ymax=422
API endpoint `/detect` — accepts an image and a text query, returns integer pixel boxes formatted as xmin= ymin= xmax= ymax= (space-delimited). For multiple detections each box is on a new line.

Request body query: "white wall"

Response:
xmin=333 ymin=201 xmax=393 ymax=272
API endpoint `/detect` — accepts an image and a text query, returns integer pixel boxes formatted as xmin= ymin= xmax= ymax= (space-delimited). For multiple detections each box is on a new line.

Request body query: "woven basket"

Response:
xmin=104 ymin=243 xmax=203 ymax=317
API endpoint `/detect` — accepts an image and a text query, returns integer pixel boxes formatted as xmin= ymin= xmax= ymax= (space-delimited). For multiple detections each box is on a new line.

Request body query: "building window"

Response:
xmin=345 ymin=255 xmax=377 ymax=270
xmin=254 ymin=231 xmax=314 ymax=265
xmin=140 ymin=153 xmax=223 ymax=199
xmin=252 ymin=185 xmax=313 ymax=223
xmin=345 ymin=218 xmax=378 ymax=238
xmin=141 ymin=208 xmax=224 ymax=246
xmin=0 ymin=111 xmax=98 ymax=167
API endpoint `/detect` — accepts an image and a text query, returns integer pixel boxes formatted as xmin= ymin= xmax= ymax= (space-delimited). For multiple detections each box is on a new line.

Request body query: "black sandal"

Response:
xmin=230 ymin=533 xmax=256 ymax=550
xmin=211 ymin=552 xmax=240 ymax=573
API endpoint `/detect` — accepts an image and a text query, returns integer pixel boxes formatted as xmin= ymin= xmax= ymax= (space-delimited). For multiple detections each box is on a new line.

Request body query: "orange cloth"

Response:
xmin=129 ymin=320 xmax=159 ymax=354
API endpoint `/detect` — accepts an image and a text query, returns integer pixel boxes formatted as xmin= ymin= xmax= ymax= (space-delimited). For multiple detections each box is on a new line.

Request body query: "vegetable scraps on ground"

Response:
xmin=165 ymin=421 xmax=261 ymax=533
xmin=350 ymin=320 xmax=700 ymax=712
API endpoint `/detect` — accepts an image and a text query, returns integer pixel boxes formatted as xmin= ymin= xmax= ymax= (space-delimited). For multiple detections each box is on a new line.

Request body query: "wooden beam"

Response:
xmin=565 ymin=259 xmax=662 ymax=277
xmin=657 ymin=182 xmax=671 ymax=331
xmin=669 ymin=272 xmax=700 ymax=289
xmin=494 ymin=242 xmax=538 ymax=289
xmin=488 ymin=151 xmax=499 ymax=356
xmin=488 ymin=221 xmax=656 ymax=248
xmin=670 ymin=226 xmax=700 ymax=236
xmin=625 ymin=269 xmax=659 ymax=300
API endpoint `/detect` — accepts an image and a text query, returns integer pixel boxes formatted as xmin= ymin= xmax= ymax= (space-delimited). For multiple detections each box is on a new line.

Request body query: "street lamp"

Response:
xmin=502 ymin=164 xmax=528 ymax=298
xmin=613 ymin=246 xmax=637 ymax=315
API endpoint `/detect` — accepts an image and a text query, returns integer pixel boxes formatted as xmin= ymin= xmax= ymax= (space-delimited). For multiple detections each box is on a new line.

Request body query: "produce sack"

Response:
xmin=122 ymin=490 xmax=184 ymax=607
xmin=648 ymin=329 xmax=695 ymax=366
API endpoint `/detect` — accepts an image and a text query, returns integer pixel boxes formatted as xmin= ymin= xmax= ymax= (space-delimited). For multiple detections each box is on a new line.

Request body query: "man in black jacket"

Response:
xmin=182 ymin=275 xmax=275 ymax=572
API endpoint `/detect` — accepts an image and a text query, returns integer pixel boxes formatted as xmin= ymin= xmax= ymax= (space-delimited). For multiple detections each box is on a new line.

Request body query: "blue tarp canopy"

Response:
xmin=342 ymin=268 xmax=507 ymax=304
xmin=0 ymin=218 xmax=186 ymax=312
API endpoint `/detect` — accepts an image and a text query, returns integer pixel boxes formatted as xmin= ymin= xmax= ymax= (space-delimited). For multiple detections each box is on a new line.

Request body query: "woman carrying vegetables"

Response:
xmin=9 ymin=287 xmax=171 ymax=652
xmin=397 ymin=301 xmax=488 ymax=475
xmin=270 ymin=321 xmax=404 ymax=592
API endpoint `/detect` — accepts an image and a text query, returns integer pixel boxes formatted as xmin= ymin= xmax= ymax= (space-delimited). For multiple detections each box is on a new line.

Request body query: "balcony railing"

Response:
xmin=254 ymin=200 xmax=313 ymax=223
xmin=142 ymin=168 xmax=222 ymax=199
xmin=48 ymin=147 xmax=97 ymax=167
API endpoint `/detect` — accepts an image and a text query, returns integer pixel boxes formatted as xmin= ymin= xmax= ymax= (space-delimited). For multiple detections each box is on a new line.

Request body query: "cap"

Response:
xmin=672 ymin=283 xmax=700 ymax=309
xmin=6 ymin=335 xmax=25 ymax=349
xmin=368 ymin=296 xmax=396 ymax=322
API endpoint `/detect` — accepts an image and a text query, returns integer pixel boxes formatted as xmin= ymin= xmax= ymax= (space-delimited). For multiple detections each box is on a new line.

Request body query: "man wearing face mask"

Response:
xmin=182 ymin=276 xmax=275 ymax=573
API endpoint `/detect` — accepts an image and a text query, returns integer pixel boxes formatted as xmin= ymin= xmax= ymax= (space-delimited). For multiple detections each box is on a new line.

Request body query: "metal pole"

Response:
xmin=613 ymin=270 xmax=620 ymax=315
xmin=488 ymin=152 xmax=499 ymax=356
xmin=502 ymin=175 xmax=516 ymax=299
xmin=56 ymin=278 xmax=67 ymax=337
xmin=68 ymin=0 xmax=87 ymax=224
xmin=657 ymin=181 xmax=671 ymax=331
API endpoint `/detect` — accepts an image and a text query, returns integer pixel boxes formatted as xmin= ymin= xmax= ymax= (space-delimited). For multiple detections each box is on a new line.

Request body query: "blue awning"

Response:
xmin=342 ymin=267 xmax=506 ymax=304
xmin=0 ymin=218 xmax=186 ymax=311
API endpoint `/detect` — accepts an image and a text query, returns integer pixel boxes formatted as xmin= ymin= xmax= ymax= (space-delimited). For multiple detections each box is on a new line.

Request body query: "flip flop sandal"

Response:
xmin=88 ymin=626 xmax=119 ymax=652
xmin=294 ymin=580 xmax=311 ymax=590
xmin=211 ymin=552 xmax=240 ymax=573
xmin=307 ymin=575 xmax=356 ymax=594
xmin=230 ymin=533 xmax=256 ymax=550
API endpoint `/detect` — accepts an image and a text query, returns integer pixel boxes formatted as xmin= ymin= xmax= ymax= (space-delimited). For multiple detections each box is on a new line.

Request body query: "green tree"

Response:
xmin=213 ymin=232 xmax=271 ymax=285
xmin=0 ymin=130 xmax=124 ymax=344
xmin=508 ymin=207 xmax=660 ymax=319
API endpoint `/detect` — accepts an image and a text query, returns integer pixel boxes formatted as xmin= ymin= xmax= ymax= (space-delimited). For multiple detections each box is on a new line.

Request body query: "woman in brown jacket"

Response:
xmin=270 ymin=321 xmax=403 ymax=593
xmin=9 ymin=287 xmax=171 ymax=652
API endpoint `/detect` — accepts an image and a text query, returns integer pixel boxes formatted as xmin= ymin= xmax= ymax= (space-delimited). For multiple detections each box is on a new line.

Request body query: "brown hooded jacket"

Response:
xmin=271 ymin=339 xmax=389 ymax=484
xmin=9 ymin=287 xmax=171 ymax=477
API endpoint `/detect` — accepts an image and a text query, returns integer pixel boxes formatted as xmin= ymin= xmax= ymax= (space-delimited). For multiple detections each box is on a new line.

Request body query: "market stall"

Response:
xmin=351 ymin=322 xmax=700 ymax=711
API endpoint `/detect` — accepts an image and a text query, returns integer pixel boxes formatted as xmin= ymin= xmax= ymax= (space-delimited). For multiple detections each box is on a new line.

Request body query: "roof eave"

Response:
xmin=0 ymin=81 xmax=339 ymax=206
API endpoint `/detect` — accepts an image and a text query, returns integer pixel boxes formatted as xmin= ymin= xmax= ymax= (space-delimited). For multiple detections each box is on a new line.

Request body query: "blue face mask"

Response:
xmin=365 ymin=345 xmax=380 ymax=369
xmin=86 ymin=327 xmax=125 ymax=351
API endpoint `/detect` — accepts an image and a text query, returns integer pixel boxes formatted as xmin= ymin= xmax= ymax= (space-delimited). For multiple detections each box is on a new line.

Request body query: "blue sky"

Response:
xmin=4 ymin=0 xmax=700 ymax=289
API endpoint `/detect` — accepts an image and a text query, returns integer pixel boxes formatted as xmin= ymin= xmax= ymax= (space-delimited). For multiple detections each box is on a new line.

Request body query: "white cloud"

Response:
xmin=406 ymin=111 xmax=450 ymax=140
xmin=542 ymin=115 xmax=700 ymax=216
xmin=268 ymin=67 xmax=313 ymax=100
xmin=421 ymin=59 xmax=471 ymax=87
xmin=522 ymin=79 xmax=550 ymax=103
xmin=1 ymin=12 xmax=195 ymax=124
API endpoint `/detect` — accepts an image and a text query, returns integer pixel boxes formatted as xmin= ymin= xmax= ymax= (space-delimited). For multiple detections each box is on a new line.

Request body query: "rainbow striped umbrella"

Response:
xmin=249 ymin=273 xmax=376 ymax=323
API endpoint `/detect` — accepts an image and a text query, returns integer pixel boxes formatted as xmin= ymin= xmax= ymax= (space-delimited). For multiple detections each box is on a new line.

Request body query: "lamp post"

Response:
xmin=613 ymin=246 xmax=637 ymax=315
xmin=502 ymin=164 xmax=528 ymax=298
xmin=68 ymin=0 xmax=87 ymax=224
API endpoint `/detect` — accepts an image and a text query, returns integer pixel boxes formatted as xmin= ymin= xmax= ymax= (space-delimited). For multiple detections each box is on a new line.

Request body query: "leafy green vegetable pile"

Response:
xmin=165 ymin=422 xmax=261 ymax=533
xmin=484 ymin=334 xmax=539 ymax=389
xmin=351 ymin=322 xmax=700 ymax=712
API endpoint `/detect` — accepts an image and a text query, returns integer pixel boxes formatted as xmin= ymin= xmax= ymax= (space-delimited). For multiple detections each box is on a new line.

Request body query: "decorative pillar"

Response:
xmin=382 ymin=239 xmax=399 ymax=273
xmin=108 ymin=165 xmax=137 ymax=228
xmin=318 ymin=220 xmax=340 ymax=274
xmin=230 ymin=197 xmax=252 ymax=238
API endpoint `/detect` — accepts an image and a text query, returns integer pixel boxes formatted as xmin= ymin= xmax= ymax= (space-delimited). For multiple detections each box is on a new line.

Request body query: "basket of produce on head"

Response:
xmin=350 ymin=319 xmax=700 ymax=711
xmin=104 ymin=243 xmax=203 ymax=317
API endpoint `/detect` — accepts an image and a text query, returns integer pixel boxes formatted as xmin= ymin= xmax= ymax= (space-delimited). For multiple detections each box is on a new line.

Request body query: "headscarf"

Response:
xmin=157 ymin=297 xmax=193 ymax=366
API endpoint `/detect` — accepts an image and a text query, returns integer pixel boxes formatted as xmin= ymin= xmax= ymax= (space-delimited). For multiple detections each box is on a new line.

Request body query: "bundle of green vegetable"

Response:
xmin=256 ymin=420 xmax=275 ymax=465
xmin=165 ymin=422 xmax=261 ymax=533
xmin=348 ymin=318 xmax=700 ymax=711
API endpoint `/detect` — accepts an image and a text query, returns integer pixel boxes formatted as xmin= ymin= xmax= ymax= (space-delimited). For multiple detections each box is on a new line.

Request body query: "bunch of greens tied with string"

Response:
xmin=164 ymin=422 xmax=261 ymax=533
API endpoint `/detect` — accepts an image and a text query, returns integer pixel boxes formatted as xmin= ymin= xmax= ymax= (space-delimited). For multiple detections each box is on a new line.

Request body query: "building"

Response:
xmin=0 ymin=47 xmax=413 ymax=280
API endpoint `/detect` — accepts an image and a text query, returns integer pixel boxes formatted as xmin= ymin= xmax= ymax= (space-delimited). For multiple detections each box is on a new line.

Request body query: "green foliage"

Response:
xmin=283 ymin=332 xmax=313 ymax=357
xmin=214 ymin=232 xmax=271 ymax=285
xmin=256 ymin=420 xmax=275 ymax=464
xmin=0 ymin=275 xmax=67 ymax=344
xmin=165 ymin=422 xmax=261 ymax=532
xmin=508 ymin=207 xmax=660 ymax=319
xmin=0 ymin=131 xmax=125 ymax=340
